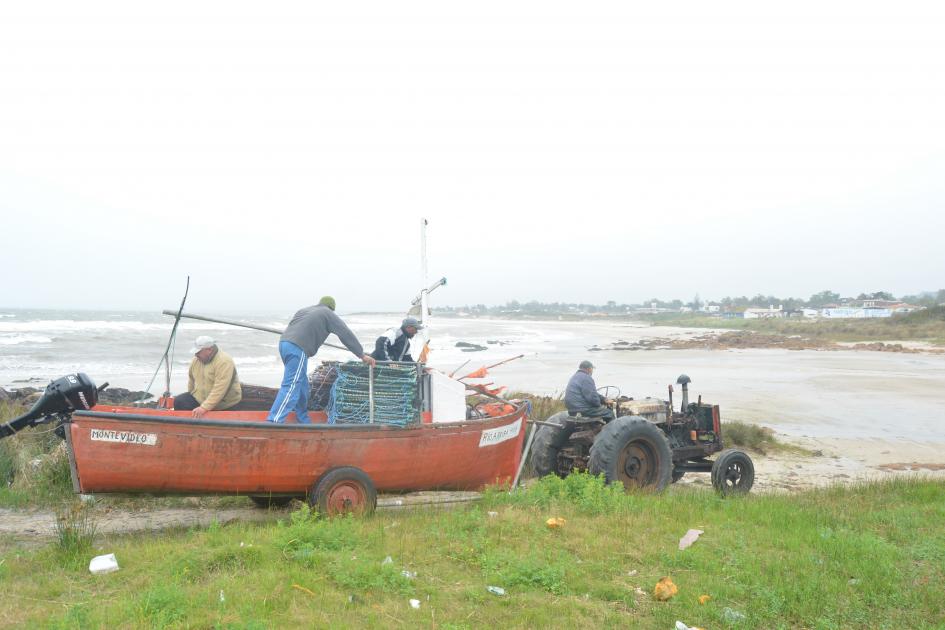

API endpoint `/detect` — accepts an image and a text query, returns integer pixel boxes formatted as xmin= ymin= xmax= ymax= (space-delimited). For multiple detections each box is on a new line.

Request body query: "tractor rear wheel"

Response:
xmin=588 ymin=416 xmax=673 ymax=491
xmin=530 ymin=411 xmax=574 ymax=477
xmin=711 ymin=449 xmax=755 ymax=495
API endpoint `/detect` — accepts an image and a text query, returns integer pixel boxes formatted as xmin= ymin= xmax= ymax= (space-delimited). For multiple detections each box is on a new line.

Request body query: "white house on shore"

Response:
xmin=822 ymin=307 xmax=892 ymax=319
xmin=743 ymin=305 xmax=784 ymax=319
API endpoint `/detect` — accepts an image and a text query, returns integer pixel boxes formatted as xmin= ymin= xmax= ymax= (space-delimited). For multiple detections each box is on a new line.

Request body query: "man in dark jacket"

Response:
xmin=564 ymin=360 xmax=614 ymax=421
xmin=268 ymin=296 xmax=376 ymax=424
xmin=372 ymin=317 xmax=423 ymax=362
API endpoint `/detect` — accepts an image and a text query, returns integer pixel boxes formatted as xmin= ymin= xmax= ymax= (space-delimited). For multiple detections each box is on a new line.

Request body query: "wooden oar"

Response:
xmin=161 ymin=310 xmax=350 ymax=352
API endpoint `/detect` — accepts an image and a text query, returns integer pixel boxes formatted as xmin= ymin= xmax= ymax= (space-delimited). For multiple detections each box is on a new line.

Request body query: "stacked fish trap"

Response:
xmin=308 ymin=361 xmax=340 ymax=411
xmin=327 ymin=361 xmax=421 ymax=426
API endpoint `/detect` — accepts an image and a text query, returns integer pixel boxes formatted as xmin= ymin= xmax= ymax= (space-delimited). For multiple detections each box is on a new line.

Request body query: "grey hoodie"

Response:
xmin=281 ymin=305 xmax=364 ymax=358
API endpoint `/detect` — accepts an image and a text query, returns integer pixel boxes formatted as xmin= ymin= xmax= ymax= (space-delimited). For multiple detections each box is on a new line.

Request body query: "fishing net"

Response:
xmin=327 ymin=362 xmax=421 ymax=426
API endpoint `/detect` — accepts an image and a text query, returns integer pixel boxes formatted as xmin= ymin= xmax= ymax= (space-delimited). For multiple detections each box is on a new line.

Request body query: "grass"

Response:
xmin=723 ymin=421 xmax=811 ymax=456
xmin=54 ymin=501 xmax=98 ymax=560
xmin=507 ymin=391 xmax=566 ymax=421
xmin=1 ymin=475 xmax=943 ymax=628
xmin=0 ymin=402 xmax=74 ymax=507
xmin=641 ymin=306 xmax=945 ymax=345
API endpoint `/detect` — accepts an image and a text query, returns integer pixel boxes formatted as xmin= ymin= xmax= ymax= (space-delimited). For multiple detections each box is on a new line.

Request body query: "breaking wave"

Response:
xmin=0 ymin=320 xmax=222 ymax=333
xmin=0 ymin=334 xmax=53 ymax=346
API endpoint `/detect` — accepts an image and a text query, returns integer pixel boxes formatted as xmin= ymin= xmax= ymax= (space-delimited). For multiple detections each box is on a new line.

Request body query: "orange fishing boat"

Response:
xmin=1 ymin=222 xmax=529 ymax=514
xmin=2 ymin=371 xmax=529 ymax=515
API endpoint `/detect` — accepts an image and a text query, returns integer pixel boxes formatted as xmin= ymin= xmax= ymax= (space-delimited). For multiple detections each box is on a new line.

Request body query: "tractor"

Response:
xmin=529 ymin=374 xmax=755 ymax=495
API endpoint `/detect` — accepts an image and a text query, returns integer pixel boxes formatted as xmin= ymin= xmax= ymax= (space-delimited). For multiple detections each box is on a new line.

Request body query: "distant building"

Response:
xmin=822 ymin=308 xmax=891 ymax=319
xmin=862 ymin=299 xmax=899 ymax=309
xmin=743 ymin=305 xmax=784 ymax=319
xmin=700 ymin=303 xmax=721 ymax=313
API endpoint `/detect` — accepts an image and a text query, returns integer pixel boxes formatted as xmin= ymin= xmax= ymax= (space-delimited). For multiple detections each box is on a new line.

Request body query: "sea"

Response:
xmin=0 ymin=308 xmax=587 ymax=395
xmin=3 ymin=308 xmax=945 ymax=444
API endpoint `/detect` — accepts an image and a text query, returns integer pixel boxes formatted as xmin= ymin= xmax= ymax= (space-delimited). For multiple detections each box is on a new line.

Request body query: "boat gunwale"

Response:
xmin=72 ymin=403 xmax=528 ymax=432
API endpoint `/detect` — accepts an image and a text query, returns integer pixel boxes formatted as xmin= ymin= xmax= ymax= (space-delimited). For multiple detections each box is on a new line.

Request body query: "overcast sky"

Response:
xmin=1 ymin=1 xmax=943 ymax=314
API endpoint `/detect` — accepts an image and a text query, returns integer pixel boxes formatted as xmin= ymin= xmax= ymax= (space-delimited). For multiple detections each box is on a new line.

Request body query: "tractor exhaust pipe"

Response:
xmin=676 ymin=374 xmax=691 ymax=413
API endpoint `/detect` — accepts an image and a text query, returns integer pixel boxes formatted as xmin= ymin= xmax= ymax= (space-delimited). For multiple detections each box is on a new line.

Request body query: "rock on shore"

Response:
xmin=0 ymin=385 xmax=152 ymax=408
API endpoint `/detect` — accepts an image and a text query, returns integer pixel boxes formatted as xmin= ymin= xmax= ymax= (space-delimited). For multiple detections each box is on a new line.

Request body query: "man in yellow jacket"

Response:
xmin=174 ymin=336 xmax=242 ymax=418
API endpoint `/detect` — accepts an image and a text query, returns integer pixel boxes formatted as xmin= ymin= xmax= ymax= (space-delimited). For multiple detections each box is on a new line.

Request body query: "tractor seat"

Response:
xmin=566 ymin=411 xmax=601 ymax=424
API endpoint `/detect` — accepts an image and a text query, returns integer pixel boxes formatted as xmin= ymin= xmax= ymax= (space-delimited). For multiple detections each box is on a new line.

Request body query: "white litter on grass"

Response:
xmin=627 ymin=569 xmax=639 ymax=577
xmin=382 ymin=556 xmax=393 ymax=565
xmin=487 ymin=511 xmax=498 ymax=518
xmin=89 ymin=554 xmax=119 ymax=575
xmin=487 ymin=586 xmax=506 ymax=596
xmin=678 ymin=529 xmax=704 ymax=550
xmin=409 ymin=599 xmax=421 ymax=609
xmin=401 ymin=570 xmax=417 ymax=579
xmin=219 ymin=590 xmax=225 ymax=603
xmin=722 ymin=607 xmax=747 ymax=623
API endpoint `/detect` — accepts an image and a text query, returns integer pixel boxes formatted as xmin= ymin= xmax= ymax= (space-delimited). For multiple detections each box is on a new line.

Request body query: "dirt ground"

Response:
xmin=0 ymin=491 xmax=482 ymax=546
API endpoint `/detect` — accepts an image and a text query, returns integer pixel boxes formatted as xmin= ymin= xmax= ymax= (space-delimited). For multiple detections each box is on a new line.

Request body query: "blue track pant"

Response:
xmin=267 ymin=341 xmax=310 ymax=424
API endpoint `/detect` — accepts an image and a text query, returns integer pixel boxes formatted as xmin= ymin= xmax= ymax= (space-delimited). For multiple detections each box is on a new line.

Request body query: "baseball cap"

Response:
xmin=402 ymin=317 xmax=424 ymax=330
xmin=579 ymin=360 xmax=594 ymax=370
xmin=190 ymin=335 xmax=215 ymax=354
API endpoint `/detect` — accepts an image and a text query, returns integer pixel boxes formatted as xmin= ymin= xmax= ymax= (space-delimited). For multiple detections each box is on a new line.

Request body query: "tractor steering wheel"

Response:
xmin=597 ymin=386 xmax=620 ymax=400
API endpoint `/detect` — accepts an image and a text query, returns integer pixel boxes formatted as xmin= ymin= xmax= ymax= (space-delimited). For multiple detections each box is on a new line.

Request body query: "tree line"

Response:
xmin=435 ymin=289 xmax=945 ymax=315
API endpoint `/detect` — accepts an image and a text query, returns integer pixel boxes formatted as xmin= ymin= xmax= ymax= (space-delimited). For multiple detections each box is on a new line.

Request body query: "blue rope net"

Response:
xmin=327 ymin=362 xmax=421 ymax=426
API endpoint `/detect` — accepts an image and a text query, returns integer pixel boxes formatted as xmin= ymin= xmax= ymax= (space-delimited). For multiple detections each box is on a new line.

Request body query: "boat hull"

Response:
xmin=67 ymin=406 xmax=528 ymax=496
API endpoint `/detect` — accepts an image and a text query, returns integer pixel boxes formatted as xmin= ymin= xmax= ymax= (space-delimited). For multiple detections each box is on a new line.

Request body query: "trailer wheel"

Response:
xmin=309 ymin=467 xmax=377 ymax=516
xmin=588 ymin=416 xmax=673 ymax=491
xmin=249 ymin=495 xmax=295 ymax=509
xmin=711 ymin=449 xmax=754 ymax=495
xmin=530 ymin=411 xmax=574 ymax=477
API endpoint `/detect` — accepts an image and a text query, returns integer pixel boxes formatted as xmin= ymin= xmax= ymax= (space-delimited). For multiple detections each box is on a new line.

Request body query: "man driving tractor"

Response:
xmin=564 ymin=360 xmax=615 ymax=421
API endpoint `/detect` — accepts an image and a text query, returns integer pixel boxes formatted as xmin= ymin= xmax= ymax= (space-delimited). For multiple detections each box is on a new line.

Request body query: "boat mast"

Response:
xmin=420 ymin=218 xmax=429 ymax=326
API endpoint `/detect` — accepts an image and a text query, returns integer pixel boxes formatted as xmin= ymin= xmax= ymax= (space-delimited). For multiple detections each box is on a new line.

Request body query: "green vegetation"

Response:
xmin=54 ymin=501 xmax=98 ymax=561
xmin=435 ymin=290 xmax=945 ymax=318
xmin=1 ymin=474 xmax=943 ymax=627
xmin=641 ymin=306 xmax=945 ymax=344
xmin=723 ymin=421 xmax=812 ymax=456
xmin=506 ymin=391 xmax=566 ymax=422
xmin=0 ymin=402 xmax=74 ymax=507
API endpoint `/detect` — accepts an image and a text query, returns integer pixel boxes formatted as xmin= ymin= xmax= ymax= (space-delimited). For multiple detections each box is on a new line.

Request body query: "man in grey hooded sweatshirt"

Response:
xmin=267 ymin=296 xmax=376 ymax=424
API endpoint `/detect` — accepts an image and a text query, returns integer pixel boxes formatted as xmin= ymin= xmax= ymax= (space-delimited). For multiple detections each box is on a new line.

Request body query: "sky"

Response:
xmin=1 ymin=1 xmax=943 ymax=314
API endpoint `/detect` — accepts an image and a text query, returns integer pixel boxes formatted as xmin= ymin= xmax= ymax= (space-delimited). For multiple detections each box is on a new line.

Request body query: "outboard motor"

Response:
xmin=0 ymin=373 xmax=103 ymax=439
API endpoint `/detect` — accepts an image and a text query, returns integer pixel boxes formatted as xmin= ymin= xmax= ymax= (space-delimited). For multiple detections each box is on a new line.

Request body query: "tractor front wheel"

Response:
xmin=711 ymin=449 xmax=755 ymax=495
